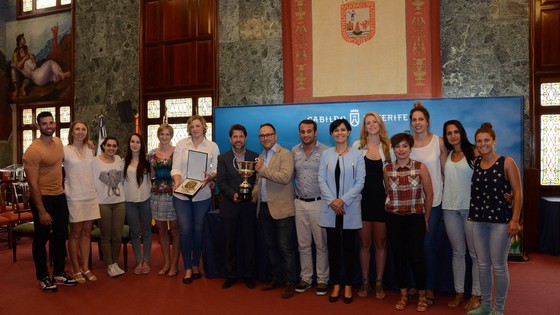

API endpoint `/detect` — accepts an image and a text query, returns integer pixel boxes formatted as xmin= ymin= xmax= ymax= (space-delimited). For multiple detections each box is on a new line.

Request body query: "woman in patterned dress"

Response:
xmin=148 ymin=124 xmax=180 ymax=277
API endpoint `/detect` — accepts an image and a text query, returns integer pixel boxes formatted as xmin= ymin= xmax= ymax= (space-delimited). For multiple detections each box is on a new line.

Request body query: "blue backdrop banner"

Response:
xmin=214 ymin=96 xmax=524 ymax=169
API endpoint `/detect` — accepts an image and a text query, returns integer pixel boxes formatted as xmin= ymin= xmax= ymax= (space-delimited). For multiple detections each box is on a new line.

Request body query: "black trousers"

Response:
xmin=30 ymin=194 xmax=69 ymax=280
xmin=326 ymin=215 xmax=357 ymax=286
xmin=221 ymin=202 xmax=257 ymax=279
xmin=386 ymin=213 xmax=427 ymax=290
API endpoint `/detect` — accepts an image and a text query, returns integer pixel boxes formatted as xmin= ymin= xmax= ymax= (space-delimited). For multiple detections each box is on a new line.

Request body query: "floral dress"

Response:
xmin=148 ymin=149 xmax=176 ymax=221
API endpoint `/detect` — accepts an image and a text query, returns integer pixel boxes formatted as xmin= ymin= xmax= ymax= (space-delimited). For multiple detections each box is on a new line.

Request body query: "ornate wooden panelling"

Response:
xmin=142 ymin=0 xmax=215 ymax=91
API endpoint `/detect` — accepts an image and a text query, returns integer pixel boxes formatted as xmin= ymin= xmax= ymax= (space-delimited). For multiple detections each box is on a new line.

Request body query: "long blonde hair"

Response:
xmin=358 ymin=112 xmax=391 ymax=161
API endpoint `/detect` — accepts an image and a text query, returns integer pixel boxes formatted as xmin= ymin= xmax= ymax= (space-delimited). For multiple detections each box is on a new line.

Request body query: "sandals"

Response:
xmin=73 ymin=271 xmax=86 ymax=284
xmin=168 ymin=268 xmax=178 ymax=277
xmin=417 ymin=296 xmax=428 ymax=312
xmin=426 ymin=289 xmax=435 ymax=305
xmin=141 ymin=263 xmax=151 ymax=274
xmin=407 ymin=287 xmax=418 ymax=300
xmin=158 ymin=267 xmax=170 ymax=276
xmin=395 ymin=295 xmax=408 ymax=310
xmin=375 ymin=279 xmax=386 ymax=299
xmin=357 ymin=282 xmax=371 ymax=298
xmin=448 ymin=293 xmax=465 ymax=308
xmin=465 ymin=295 xmax=482 ymax=311
xmin=134 ymin=264 xmax=143 ymax=275
xmin=83 ymin=270 xmax=97 ymax=281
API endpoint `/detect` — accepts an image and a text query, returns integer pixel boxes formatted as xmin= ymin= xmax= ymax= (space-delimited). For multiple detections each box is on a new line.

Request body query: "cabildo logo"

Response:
xmin=307 ymin=109 xmax=361 ymax=127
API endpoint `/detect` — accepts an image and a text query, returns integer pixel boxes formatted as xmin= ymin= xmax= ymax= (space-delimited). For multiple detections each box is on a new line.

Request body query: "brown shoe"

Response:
xmin=281 ymin=283 xmax=296 ymax=299
xmin=448 ymin=293 xmax=465 ymax=308
xmin=262 ymin=280 xmax=281 ymax=291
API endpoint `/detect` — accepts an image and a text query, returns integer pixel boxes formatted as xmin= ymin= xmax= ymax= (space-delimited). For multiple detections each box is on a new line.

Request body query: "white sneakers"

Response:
xmin=106 ymin=263 xmax=126 ymax=277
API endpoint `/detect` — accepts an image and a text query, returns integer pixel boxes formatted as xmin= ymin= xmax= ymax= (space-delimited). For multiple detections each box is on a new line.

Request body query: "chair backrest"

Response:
xmin=11 ymin=182 xmax=31 ymax=212
xmin=0 ymin=182 xmax=12 ymax=214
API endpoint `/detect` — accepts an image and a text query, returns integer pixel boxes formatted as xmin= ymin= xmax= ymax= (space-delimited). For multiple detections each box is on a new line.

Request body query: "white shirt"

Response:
xmin=171 ymin=137 xmax=219 ymax=202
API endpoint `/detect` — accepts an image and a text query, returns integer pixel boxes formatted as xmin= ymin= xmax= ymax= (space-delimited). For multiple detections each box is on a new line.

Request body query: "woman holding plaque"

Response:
xmin=171 ymin=115 xmax=219 ymax=284
xmin=319 ymin=119 xmax=365 ymax=304
xmin=148 ymin=124 xmax=180 ymax=277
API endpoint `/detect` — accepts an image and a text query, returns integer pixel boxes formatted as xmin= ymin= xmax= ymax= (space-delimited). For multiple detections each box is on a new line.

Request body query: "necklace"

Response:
xmin=72 ymin=145 xmax=86 ymax=160
xmin=335 ymin=146 xmax=349 ymax=156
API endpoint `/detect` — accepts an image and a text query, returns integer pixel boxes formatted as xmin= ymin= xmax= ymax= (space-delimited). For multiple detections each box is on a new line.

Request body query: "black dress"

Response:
xmin=360 ymin=157 xmax=386 ymax=222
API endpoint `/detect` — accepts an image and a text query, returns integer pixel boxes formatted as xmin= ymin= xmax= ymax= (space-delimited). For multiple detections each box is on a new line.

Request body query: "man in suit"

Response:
xmin=217 ymin=124 xmax=259 ymax=289
xmin=255 ymin=123 xmax=297 ymax=299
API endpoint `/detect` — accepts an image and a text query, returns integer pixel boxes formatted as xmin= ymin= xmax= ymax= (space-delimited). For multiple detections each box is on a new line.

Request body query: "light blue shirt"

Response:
xmin=292 ymin=141 xmax=328 ymax=198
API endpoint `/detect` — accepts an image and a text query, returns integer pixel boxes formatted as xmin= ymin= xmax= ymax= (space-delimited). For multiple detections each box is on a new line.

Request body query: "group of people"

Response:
xmin=23 ymin=102 xmax=522 ymax=315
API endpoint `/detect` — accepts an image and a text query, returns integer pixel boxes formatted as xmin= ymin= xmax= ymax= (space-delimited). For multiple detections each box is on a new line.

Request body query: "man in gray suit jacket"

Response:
xmin=255 ymin=123 xmax=297 ymax=299
xmin=217 ymin=124 xmax=259 ymax=289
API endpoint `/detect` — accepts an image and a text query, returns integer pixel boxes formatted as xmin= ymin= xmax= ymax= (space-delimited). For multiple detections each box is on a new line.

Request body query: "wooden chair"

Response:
xmin=9 ymin=182 xmax=52 ymax=262
xmin=1 ymin=182 xmax=33 ymax=249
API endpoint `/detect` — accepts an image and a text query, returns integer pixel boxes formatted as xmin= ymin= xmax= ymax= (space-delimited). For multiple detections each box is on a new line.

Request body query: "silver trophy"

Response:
xmin=233 ymin=157 xmax=257 ymax=201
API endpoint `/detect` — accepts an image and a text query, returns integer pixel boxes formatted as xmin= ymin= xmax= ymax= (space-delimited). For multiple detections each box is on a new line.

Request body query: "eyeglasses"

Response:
xmin=258 ymin=133 xmax=276 ymax=139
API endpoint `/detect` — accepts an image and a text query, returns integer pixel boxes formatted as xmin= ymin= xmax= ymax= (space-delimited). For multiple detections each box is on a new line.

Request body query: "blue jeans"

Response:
xmin=424 ymin=203 xmax=443 ymax=289
xmin=443 ymin=209 xmax=480 ymax=295
xmin=173 ymin=197 xmax=211 ymax=269
xmin=472 ymin=222 xmax=511 ymax=312
xmin=259 ymin=203 xmax=297 ymax=284
xmin=126 ymin=199 xmax=153 ymax=264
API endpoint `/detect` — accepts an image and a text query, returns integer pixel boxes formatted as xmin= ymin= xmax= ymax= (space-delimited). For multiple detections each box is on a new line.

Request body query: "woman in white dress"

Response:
xmin=64 ymin=120 xmax=100 ymax=283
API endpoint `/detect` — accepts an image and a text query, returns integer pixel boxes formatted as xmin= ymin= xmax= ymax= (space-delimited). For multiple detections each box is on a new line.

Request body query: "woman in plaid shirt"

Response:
xmin=383 ymin=133 xmax=433 ymax=312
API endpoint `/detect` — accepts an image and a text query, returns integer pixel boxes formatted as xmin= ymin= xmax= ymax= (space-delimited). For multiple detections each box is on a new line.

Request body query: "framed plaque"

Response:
xmin=174 ymin=150 xmax=208 ymax=197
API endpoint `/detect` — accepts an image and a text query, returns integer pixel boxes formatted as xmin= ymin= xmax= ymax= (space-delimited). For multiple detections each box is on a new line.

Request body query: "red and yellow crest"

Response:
xmin=341 ymin=1 xmax=376 ymax=46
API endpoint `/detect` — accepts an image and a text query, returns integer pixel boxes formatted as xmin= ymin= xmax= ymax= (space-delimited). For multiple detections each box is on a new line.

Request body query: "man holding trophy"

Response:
xmin=217 ymin=124 xmax=259 ymax=289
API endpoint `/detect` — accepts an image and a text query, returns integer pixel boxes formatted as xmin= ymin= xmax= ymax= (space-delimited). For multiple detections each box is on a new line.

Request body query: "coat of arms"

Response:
xmin=341 ymin=1 xmax=376 ymax=46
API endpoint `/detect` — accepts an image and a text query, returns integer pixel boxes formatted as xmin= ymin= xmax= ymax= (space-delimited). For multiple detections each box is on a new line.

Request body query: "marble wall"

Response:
xmin=218 ymin=0 xmax=284 ymax=106
xmin=440 ymin=0 xmax=529 ymax=160
xmin=73 ymin=0 xmax=140 ymax=155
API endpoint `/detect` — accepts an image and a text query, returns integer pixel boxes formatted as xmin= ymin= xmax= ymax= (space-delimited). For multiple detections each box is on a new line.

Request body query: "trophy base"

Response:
xmin=238 ymin=187 xmax=252 ymax=202
xmin=238 ymin=193 xmax=252 ymax=201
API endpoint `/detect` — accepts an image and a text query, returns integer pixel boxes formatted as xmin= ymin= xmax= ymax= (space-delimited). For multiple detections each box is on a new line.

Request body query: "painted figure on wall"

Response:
xmin=5 ymin=12 xmax=72 ymax=103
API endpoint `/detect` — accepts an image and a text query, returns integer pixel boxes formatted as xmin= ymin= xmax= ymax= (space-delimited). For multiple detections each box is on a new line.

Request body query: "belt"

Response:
xmin=295 ymin=196 xmax=321 ymax=202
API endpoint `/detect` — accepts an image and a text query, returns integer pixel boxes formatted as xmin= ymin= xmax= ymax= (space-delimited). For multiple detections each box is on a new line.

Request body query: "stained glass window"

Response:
xmin=60 ymin=128 xmax=69 ymax=145
xmin=19 ymin=0 xmax=71 ymax=18
xmin=22 ymin=0 xmax=32 ymax=12
xmin=147 ymin=123 xmax=191 ymax=152
xmin=170 ymin=123 xmax=189 ymax=144
xmin=60 ymin=106 xmax=71 ymax=123
xmin=206 ymin=123 xmax=213 ymax=141
xmin=147 ymin=100 xmax=160 ymax=119
xmin=540 ymin=115 xmax=560 ymax=185
xmin=22 ymin=130 xmax=33 ymax=153
xmin=37 ymin=0 xmax=56 ymax=9
xmin=166 ymin=98 xmax=192 ymax=117
xmin=147 ymin=125 xmax=160 ymax=152
xmin=36 ymin=107 xmax=56 ymax=121
xmin=23 ymin=109 xmax=33 ymax=125
xmin=198 ymin=97 xmax=213 ymax=116
xmin=541 ymin=83 xmax=560 ymax=106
